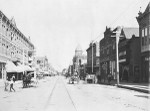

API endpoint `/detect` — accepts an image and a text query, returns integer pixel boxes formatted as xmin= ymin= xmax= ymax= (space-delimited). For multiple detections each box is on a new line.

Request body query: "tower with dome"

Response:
xmin=72 ymin=44 xmax=87 ymax=79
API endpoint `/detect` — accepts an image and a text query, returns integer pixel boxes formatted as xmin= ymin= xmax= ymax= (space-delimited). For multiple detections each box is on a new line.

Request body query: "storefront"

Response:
xmin=0 ymin=56 xmax=7 ymax=80
xmin=141 ymin=52 xmax=149 ymax=82
xmin=0 ymin=63 xmax=5 ymax=79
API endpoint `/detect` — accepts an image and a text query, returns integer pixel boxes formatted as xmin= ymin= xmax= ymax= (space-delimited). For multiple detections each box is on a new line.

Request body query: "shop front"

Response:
xmin=141 ymin=52 xmax=149 ymax=83
xmin=0 ymin=56 xmax=7 ymax=80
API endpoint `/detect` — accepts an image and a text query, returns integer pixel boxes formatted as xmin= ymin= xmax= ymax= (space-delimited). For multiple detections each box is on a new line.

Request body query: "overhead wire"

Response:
xmin=91 ymin=0 xmax=148 ymax=43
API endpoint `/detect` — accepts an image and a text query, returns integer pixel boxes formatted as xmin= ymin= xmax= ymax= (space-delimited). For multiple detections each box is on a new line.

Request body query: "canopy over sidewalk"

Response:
xmin=6 ymin=61 xmax=35 ymax=73
xmin=6 ymin=61 xmax=22 ymax=73
xmin=17 ymin=63 xmax=35 ymax=72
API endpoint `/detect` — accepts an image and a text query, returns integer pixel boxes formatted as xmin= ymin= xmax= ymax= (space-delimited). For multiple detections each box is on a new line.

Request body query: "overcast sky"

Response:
xmin=0 ymin=0 xmax=149 ymax=71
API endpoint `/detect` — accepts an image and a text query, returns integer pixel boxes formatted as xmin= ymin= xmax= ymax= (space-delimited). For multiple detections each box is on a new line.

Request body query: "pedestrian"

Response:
xmin=108 ymin=74 xmax=111 ymax=85
xmin=4 ymin=77 xmax=9 ymax=91
xmin=12 ymin=74 xmax=15 ymax=83
xmin=10 ymin=76 xmax=15 ymax=92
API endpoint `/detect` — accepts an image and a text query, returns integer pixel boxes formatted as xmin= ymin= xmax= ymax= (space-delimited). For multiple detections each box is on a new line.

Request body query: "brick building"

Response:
xmin=86 ymin=41 xmax=100 ymax=75
xmin=100 ymin=27 xmax=116 ymax=83
xmin=136 ymin=2 xmax=150 ymax=83
xmin=100 ymin=26 xmax=140 ymax=83
xmin=118 ymin=28 xmax=140 ymax=83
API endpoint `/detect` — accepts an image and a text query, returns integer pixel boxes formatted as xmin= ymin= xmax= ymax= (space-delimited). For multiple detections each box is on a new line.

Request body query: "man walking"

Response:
xmin=4 ymin=77 xmax=9 ymax=91
xmin=10 ymin=76 xmax=15 ymax=92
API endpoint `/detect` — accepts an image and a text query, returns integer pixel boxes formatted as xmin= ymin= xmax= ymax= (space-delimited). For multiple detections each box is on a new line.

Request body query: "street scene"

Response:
xmin=0 ymin=76 xmax=149 ymax=111
xmin=0 ymin=0 xmax=150 ymax=111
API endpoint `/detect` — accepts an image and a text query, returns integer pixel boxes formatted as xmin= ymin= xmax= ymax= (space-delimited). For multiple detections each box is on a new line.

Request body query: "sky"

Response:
xmin=0 ymin=0 xmax=149 ymax=71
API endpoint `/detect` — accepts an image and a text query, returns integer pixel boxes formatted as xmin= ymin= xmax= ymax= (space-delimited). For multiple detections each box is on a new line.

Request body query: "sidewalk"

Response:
xmin=117 ymin=82 xmax=150 ymax=93
xmin=98 ymin=80 xmax=150 ymax=93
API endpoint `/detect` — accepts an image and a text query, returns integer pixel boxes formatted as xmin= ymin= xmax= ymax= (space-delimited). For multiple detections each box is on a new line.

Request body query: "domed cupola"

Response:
xmin=75 ymin=44 xmax=82 ymax=57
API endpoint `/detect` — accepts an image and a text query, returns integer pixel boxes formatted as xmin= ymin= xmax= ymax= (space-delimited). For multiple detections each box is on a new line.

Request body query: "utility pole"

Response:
xmin=92 ymin=41 xmax=93 ymax=73
xmin=23 ymin=48 xmax=25 ymax=75
xmin=116 ymin=27 xmax=121 ymax=85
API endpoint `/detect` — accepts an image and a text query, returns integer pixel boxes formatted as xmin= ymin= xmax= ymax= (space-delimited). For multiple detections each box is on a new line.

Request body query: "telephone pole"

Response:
xmin=92 ymin=41 xmax=93 ymax=74
xmin=115 ymin=27 xmax=121 ymax=85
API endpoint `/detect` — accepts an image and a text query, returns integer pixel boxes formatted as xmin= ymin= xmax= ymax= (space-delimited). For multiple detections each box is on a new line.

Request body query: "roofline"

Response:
xmin=0 ymin=10 xmax=34 ymax=48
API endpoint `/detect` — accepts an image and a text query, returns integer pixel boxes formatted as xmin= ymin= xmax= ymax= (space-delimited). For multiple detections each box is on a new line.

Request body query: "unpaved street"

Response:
xmin=0 ymin=76 xmax=149 ymax=111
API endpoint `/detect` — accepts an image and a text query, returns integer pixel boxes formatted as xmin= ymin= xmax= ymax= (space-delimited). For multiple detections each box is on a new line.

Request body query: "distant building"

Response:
xmin=34 ymin=56 xmax=49 ymax=74
xmin=136 ymin=2 xmax=150 ymax=83
xmin=73 ymin=44 xmax=87 ymax=78
xmin=86 ymin=41 xmax=100 ymax=76
xmin=0 ymin=11 xmax=34 ymax=80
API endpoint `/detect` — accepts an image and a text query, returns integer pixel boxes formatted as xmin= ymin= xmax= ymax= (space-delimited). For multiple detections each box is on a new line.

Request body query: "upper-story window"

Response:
xmin=149 ymin=25 xmax=150 ymax=36
xmin=142 ymin=29 xmax=144 ymax=37
xmin=149 ymin=26 xmax=150 ymax=45
xmin=145 ymin=27 xmax=147 ymax=36
xmin=107 ymin=47 xmax=109 ymax=55
xmin=113 ymin=43 xmax=115 ymax=50
xmin=141 ymin=26 xmax=149 ymax=48
xmin=142 ymin=29 xmax=144 ymax=46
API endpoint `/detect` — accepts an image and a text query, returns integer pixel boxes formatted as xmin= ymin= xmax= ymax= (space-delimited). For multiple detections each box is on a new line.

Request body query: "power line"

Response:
xmin=91 ymin=0 xmax=148 ymax=43
xmin=109 ymin=0 xmax=141 ymax=27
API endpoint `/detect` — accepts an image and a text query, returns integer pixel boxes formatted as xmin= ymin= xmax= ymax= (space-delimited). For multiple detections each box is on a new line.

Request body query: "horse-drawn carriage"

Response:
xmin=22 ymin=72 xmax=38 ymax=88
xmin=69 ymin=71 xmax=80 ymax=84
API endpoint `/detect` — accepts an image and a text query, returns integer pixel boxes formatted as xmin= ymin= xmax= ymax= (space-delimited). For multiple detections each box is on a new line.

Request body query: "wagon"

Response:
xmin=22 ymin=72 xmax=33 ymax=88
xmin=69 ymin=75 xmax=80 ymax=84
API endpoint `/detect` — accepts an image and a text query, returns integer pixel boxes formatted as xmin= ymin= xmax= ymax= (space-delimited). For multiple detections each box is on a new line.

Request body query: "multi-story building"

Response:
xmin=34 ymin=56 xmax=49 ymax=74
xmin=136 ymin=2 xmax=150 ymax=83
xmin=0 ymin=11 xmax=34 ymax=80
xmin=118 ymin=28 xmax=140 ymax=83
xmin=100 ymin=27 xmax=116 ymax=83
xmin=100 ymin=26 xmax=140 ymax=83
xmin=86 ymin=41 xmax=100 ymax=76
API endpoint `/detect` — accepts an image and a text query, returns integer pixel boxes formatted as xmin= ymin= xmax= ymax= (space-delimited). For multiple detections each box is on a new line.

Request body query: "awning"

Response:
xmin=16 ymin=63 xmax=34 ymax=72
xmin=6 ymin=61 xmax=21 ymax=73
xmin=24 ymin=65 xmax=34 ymax=71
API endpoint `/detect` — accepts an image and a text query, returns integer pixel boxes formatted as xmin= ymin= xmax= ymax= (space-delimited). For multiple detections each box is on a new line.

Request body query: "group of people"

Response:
xmin=4 ymin=74 xmax=16 ymax=92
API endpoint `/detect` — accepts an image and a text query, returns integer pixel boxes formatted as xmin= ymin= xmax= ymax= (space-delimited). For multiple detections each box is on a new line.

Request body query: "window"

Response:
xmin=142 ymin=29 xmax=145 ymax=46
xmin=142 ymin=29 xmax=144 ymax=37
xmin=149 ymin=26 xmax=150 ymax=44
xmin=149 ymin=26 xmax=150 ymax=36
xmin=145 ymin=27 xmax=147 ymax=36
xmin=107 ymin=47 xmax=109 ymax=54
xmin=113 ymin=43 xmax=115 ymax=50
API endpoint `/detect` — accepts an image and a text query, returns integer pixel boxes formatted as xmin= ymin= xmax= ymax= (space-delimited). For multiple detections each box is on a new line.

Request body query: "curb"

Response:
xmin=98 ymin=82 xmax=150 ymax=93
xmin=117 ymin=84 xmax=150 ymax=93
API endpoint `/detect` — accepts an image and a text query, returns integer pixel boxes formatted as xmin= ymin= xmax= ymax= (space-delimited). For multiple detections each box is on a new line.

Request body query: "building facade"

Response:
xmin=100 ymin=27 xmax=116 ymax=83
xmin=100 ymin=26 xmax=140 ymax=83
xmin=136 ymin=3 xmax=150 ymax=83
xmin=118 ymin=28 xmax=140 ymax=83
xmin=73 ymin=45 xmax=87 ymax=78
xmin=86 ymin=41 xmax=100 ymax=75
xmin=34 ymin=56 xmax=49 ymax=74
xmin=0 ymin=11 xmax=34 ymax=80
